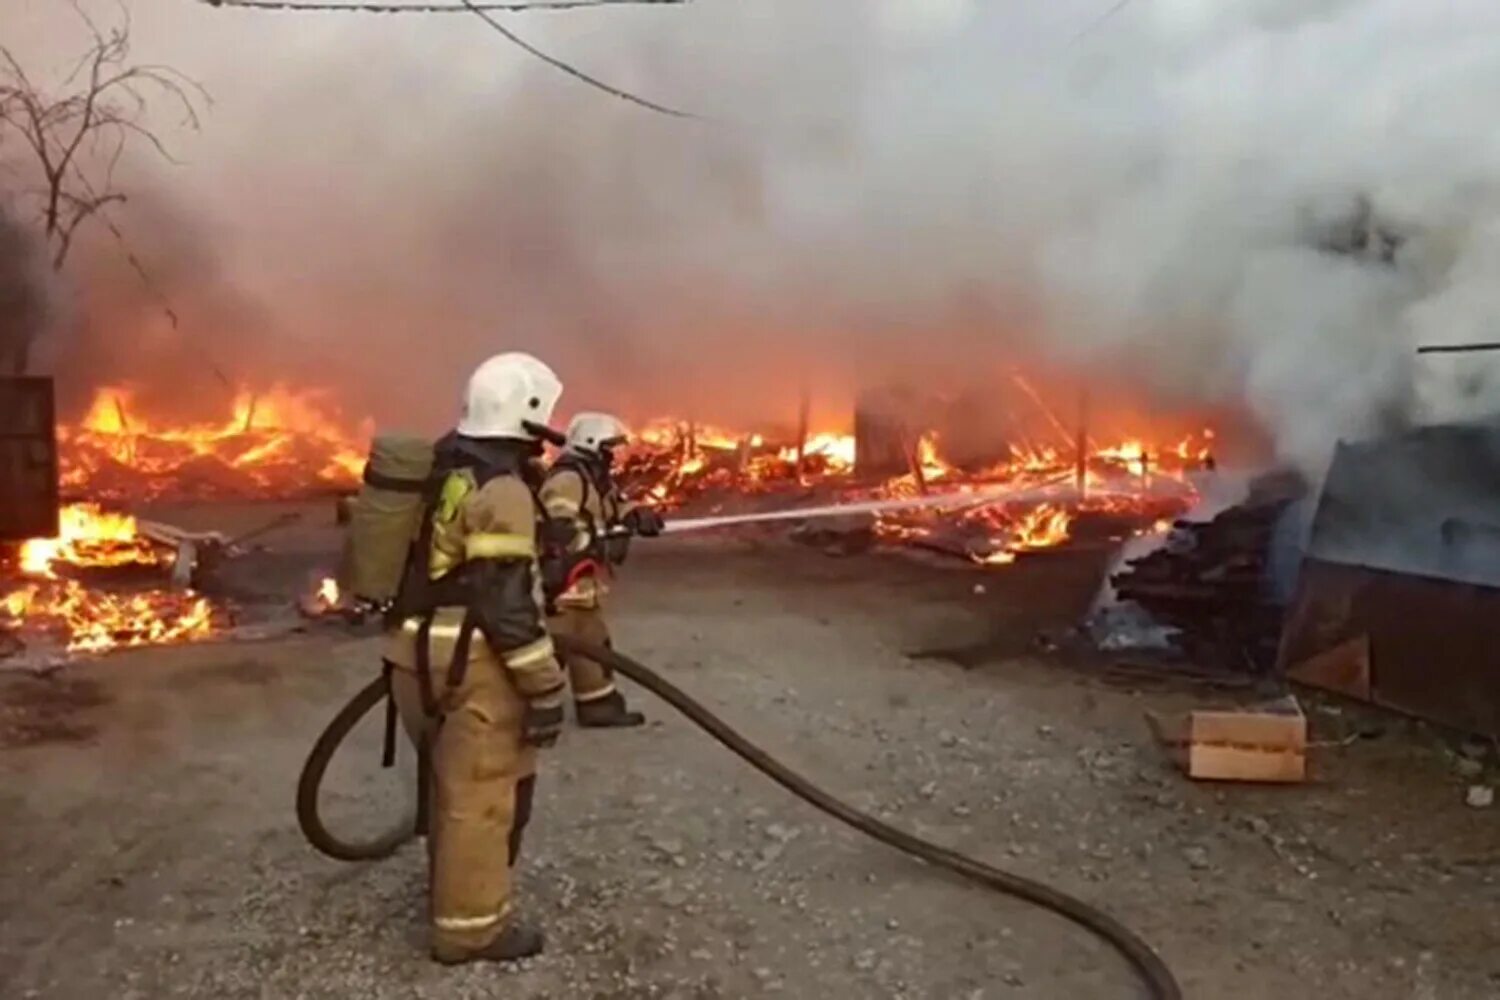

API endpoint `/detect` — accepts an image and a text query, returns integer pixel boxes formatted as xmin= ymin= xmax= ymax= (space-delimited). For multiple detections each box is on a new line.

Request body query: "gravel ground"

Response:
xmin=2 ymin=522 xmax=1498 ymax=999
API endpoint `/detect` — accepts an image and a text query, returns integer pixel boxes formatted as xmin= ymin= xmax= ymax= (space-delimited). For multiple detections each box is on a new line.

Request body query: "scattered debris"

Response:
xmin=1087 ymin=601 xmax=1177 ymax=652
xmin=1458 ymin=738 xmax=1490 ymax=762
xmin=1455 ymin=758 xmax=1485 ymax=780
xmin=1465 ymin=785 xmax=1494 ymax=809
xmin=1106 ymin=473 xmax=1303 ymax=672
xmin=1102 ymin=660 xmax=1260 ymax=692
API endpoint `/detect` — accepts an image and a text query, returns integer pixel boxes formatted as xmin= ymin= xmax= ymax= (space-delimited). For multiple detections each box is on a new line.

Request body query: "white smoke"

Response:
xmin=5 ymin=0 xmax=1500 ymax=472
xmin=1011 ymin=0 xmax=1500 ymax=475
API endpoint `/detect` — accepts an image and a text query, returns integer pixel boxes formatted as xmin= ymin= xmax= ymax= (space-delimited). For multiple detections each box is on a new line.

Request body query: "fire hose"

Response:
xmin=296 ymin=635 xmax=1182 ymax=1000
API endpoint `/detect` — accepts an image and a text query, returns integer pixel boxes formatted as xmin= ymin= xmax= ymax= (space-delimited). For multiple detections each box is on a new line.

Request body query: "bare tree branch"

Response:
xmin=0 ymin=5 xmax=207 ymax=272
xmin=52 ymin=189 xmax=127 ymax=271
xmin=0 ymin=2 xmax=208 ymax=372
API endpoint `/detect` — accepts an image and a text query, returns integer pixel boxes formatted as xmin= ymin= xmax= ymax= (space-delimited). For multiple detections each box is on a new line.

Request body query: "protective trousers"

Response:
xmin=387 ymin=630 xmax=538 ymax=954
xmin=548 ymin=604 xmax=615 ymax=706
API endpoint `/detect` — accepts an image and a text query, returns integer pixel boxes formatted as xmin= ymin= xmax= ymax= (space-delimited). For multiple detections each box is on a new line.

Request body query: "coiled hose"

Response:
xmin=297 ymin=635 xmax=1182 ymax=1000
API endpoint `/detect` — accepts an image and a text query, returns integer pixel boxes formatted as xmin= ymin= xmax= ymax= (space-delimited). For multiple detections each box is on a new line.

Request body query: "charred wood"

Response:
xmin=1108 ymin=472 xmax=1305 ymax=673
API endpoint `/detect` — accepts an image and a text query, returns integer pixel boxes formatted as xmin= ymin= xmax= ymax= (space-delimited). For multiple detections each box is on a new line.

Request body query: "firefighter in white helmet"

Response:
xmin=384 ymin=352 xmax=567 ymax=965
xmin=540 ymin=411 xmax=663 ymax=726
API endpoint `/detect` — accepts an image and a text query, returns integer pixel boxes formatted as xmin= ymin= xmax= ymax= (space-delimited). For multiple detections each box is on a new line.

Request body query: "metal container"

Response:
xmin=1279 ymin=422 xmax=1500 ymax=736
xmin=0 ymin=376 xmax=58 ymax=541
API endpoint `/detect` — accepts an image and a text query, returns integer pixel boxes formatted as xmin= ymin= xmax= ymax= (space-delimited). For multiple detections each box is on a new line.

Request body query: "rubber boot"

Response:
xmin=576 ymin=691 xmax=645 ymax=728
xmin=431 ymin=919 xmax=546 ymax=965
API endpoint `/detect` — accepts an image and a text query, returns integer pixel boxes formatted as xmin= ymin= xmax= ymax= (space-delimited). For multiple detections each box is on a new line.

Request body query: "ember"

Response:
xmin=2 ymin=580 xmax=215 ymax=654
xmin=60 ymin=384 xmax=368 ymax=501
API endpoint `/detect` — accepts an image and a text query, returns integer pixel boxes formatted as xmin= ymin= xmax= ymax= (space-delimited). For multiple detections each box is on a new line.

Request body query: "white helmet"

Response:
xmin=456 ymin=352 xmax=564 ymax=441
xmin=565 ymin=411 xmax=629 ymax=455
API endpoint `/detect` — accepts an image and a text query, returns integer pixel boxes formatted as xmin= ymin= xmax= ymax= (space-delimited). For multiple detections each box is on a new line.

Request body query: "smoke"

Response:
xmin=6 ymin=0 xmax=1500 ymax=471
xmin=0 ymin=204 xmax=52 ymax=375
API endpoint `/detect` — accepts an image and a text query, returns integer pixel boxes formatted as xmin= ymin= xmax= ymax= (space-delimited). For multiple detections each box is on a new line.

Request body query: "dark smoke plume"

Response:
xmin=0 ymin=205 xmax=51 ymax=376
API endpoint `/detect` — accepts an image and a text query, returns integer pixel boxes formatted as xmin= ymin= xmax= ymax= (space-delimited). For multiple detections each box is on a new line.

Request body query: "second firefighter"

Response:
xmin=540 ymin=412 xmax=663 ymax=727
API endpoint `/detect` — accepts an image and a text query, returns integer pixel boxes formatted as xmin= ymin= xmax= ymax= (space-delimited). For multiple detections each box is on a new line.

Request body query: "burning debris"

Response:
xmin=1 ymin=503 xmax=223 ymax=655
xmin=299 ymin=576 xmax=346 ymax=619
xmin=14 ymin=370 xmax=1222 ymax=659
xmin=1100 ymin=472 xmax=1306 ymax=671
xmin=60 ymin=384 xmax=368 ymax=502
xmin=622 ymin=418 xmax=1213 ymax=565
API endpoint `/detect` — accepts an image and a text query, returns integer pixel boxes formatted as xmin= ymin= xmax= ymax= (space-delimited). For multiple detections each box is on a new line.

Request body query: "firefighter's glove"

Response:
xmin=627 ymin=506 xmax=666 ymax=538
xmin=522 ymin=690 xmax=565 ymax=748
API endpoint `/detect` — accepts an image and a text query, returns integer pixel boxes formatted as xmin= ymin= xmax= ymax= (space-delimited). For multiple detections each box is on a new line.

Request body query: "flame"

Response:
xmin=317 ymin=577 xmax=340 ymax=606
xmin=1095 ymin=439 xmax=1149 ymax=477
xmin=629 ymin=420 xmax=1121 ymax=511
xmin=621 ymin=420 xmax=860 ymax=508
xmin=1010 ymin=504 xmax=1072 ymax=550
xmin=0 ymin=580 xmax=215 ymax=653
xmin=61 ymin=384 xmax=369 ymax=501
xmin=1008 ymin=443 xmax=1061 ymax=472
xmin=3 ymin=503 xmax=219 ymax=652
xmin=621 ymin=412 xmax=1209 ymax=567
xmin=20 ymin=503 xmax=160 ymax=577
xmin=776 ymin=432 xmax=856 ymax=471
xmin=915 ymin=433 xmax=953 ymax=482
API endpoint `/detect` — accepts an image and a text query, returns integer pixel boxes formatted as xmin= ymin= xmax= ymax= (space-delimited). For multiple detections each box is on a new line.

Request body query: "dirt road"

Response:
xmin=2 ymin=531 xmax=1497 ymax=998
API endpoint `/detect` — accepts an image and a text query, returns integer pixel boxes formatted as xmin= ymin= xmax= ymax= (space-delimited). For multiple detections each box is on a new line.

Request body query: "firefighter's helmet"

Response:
xmin=564 ymin=412 xmax=629 ymax=455
xmin=456 ymin=352 xmax=564 ymax=441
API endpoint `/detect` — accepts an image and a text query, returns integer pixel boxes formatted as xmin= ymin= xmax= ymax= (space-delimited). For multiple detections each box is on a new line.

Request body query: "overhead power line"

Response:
xmin=201 ymin=0 xmax=700 ymax=120
xmin=200 ymin=0 xmax=685 ymax=13
xmin=457 ymin=0 xmax=698 ymax=118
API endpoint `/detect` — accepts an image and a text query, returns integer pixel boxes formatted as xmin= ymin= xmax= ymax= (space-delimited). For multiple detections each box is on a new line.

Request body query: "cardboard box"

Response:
xmin=1147 ymin=695 xmax=1306 ymax=783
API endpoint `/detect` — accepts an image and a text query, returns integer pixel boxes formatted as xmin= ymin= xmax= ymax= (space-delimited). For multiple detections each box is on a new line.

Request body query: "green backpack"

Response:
xmin=337 ymin=435 xmax=436 ymax=604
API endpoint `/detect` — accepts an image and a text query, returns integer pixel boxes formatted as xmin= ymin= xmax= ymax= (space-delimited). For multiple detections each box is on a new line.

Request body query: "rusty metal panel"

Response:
xmin=1277 ymin=559 xmax=1362 ymax=672
xmin=1358 ymin=571 xmax=1500 ymax=737
xmin=0 ymin=377 xmax=58 ymax=541
xmin=1278 ymin=557 xmax=1500 ymax=737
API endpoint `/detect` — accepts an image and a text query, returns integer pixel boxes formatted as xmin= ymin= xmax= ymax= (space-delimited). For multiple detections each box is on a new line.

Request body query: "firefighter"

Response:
xmin=540 ymin=411 xmax=664 ymax=727
xmin=383 ymin=352 xmax=568 ymax=965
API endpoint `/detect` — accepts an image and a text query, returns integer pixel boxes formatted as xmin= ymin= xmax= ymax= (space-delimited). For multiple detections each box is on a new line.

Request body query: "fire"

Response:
xmin=20 ymin=503 xmax=160 ymax=577
xmin=1095 ymin=439 xmax=1149 ymax=478
xmin=1009 ymin=443 xmax=1061 ymax=472
xmin=622 ymin=412 xmax=1212 ymax=566
xmin=3 ymin=502 xmax=220 ymax=653
xmin=60 ymin=384 xmax=369 ymax=501
xmin=776 ymin=432 xmax=856 ymax=471
xmin=915 ymin=433 xmax=953 ymax=483
xmin=1 ymin=580 xmax=214 ymax=653
xmin=622 ymin=419 xmax=859 ymax=508
xmin=1010 ymin=504 xmax=1072 ymax=551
